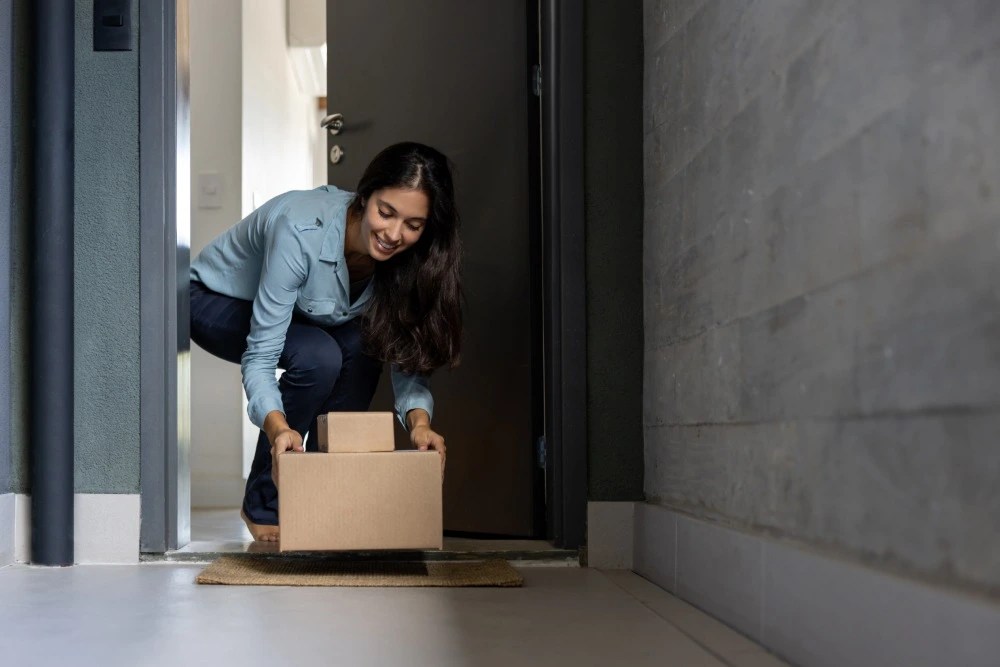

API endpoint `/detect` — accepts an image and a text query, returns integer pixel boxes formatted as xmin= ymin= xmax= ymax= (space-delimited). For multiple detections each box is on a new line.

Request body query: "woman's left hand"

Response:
xmin=411 ymin=424 xmax=446 ymax=475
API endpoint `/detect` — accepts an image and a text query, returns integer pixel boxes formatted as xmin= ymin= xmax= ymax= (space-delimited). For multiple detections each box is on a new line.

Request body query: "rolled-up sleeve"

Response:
xmin=391 ymin=365 xmax=434 ymax=430
xmin=242 ymin=219 xmax=307 ymax=427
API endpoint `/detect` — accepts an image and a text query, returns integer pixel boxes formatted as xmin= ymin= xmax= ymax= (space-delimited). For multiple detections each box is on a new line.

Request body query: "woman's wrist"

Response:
xmin=263 ymin=410 xmax=290 ymax=442
xmin=406 ymin=408 xmax=431 ymax=432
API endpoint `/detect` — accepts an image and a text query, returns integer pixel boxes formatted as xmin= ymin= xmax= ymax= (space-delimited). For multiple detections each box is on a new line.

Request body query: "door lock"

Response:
xmin=321 ymin=113 xmax=345 ymax=136
xmin=329 ymin=145 xmax=344 ymax=165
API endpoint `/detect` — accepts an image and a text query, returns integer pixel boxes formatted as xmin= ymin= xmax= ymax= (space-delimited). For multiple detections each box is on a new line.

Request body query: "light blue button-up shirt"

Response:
xmin=190 ymin=185 xmax=433 ymax=430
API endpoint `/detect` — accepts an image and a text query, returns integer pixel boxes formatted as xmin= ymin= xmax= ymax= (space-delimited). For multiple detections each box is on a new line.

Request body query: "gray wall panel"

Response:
xmin=9 ymin=0 xmax=30 ymax=494
xmin=644 ymin=0 xmax=1000 ymax=593
xmin=71 ymin=0 xmax=141 ymax=493
xmin=0 ymin=0 xmax=12 ymax=495
xmin=9 ymin=0 xmax=141 ymax=495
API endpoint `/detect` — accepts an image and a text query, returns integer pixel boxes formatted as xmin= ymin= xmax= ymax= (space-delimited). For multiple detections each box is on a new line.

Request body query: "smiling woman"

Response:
xmin=187 ymin=142 xmax=463 ymax=542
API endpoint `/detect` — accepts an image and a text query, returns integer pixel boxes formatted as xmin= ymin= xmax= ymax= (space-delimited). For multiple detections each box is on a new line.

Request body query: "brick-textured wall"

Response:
xmin=644 ymin=1 xmax=1000 ymax=592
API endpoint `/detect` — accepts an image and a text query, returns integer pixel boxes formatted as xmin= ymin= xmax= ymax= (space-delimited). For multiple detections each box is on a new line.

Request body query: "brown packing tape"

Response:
xmin=278 ymin=451 xmax=443 ymax=552
xmin=317 ymin=411 xmax=395 ymax=452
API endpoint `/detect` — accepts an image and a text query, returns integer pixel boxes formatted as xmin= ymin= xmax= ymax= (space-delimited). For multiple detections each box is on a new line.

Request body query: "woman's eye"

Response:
xmin=378 ymin=209 xmax=392 ymax=219
xmin=407 ymin=224 xmax=423 ymax=232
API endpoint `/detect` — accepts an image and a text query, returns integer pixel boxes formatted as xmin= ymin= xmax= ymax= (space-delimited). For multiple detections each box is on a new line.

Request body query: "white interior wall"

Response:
xmin=189 ymin=0 xmax=246 ymax=509
xmin=241 ymin=0 xmax=317 ymax=217
xmin=190 ymin=0 xmax=327 ymax=509
xmin=239 ymin=0 xmax=327 ymax=478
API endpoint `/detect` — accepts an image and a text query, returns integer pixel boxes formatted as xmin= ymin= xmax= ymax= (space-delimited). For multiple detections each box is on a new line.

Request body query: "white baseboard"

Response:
xmin=14 ymin=493 xmax=28 ymax=562
xmin=634 ymin=502 xmax=1000 ymax=667
xmin=0 ymin=493 xmax=12 ymax=566
xmin=13 ymin=493 xmax=141 ymax=564
xmin=587 ymin=501 xmax=636 ymax=569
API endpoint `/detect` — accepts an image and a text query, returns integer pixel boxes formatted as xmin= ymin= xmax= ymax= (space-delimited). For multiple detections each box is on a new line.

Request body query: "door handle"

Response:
xmin=321 ymin=113 xmax=345 ymax=136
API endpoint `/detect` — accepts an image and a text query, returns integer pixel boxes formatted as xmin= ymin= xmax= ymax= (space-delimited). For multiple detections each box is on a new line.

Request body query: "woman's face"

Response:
xmin=359 ymin=187 xmax=429 ymax=261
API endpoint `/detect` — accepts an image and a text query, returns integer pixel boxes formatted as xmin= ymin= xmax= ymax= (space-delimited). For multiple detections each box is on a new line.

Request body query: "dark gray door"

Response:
xmin=327 ymin=1 xmax=539 ymax=536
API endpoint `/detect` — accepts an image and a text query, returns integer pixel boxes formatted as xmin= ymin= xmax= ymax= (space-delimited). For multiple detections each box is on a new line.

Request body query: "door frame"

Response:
xmin=139 ymin=0 xmax=587 ymax=551
xmin=139 ymin=0 xmax=189 ymax=552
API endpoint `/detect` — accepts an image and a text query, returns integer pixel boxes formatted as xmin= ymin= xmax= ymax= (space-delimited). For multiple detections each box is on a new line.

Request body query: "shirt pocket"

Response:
xmin=297 ymin=295 xmax=338 ymax=317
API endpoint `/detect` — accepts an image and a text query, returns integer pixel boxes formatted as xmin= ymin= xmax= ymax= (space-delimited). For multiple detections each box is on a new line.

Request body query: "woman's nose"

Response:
xmin=384 ymin=220 xmax=403 ymax=242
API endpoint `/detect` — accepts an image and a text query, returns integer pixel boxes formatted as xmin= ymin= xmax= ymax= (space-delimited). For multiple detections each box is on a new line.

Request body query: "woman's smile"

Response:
xmin=373 ymin=232 xmax=401 ymax=255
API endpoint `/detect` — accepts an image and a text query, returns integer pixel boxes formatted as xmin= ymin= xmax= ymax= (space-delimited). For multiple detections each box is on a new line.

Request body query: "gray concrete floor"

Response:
xmin=0 ymin=561 xmax=787 ymax=667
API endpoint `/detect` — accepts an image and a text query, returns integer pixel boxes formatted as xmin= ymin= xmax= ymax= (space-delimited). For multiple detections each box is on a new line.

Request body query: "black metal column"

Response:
xmin=30 ymin=0 xmax=75 ymax=566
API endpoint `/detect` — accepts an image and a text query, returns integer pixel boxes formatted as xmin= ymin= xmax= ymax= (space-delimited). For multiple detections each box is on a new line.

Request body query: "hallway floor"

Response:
xmin=0 ymin=561 xmax=787 ymax=666
xmin=179 ymin=508 xmax=566 ymax=557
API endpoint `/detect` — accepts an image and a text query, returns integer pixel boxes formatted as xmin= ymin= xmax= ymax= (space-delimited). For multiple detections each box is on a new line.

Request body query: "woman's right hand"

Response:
xmin=264 ymin=411 xmax=303 ymax=488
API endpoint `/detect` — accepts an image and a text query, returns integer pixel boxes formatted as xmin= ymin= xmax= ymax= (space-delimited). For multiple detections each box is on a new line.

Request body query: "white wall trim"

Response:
xmin=13 ymin=493 xmax=141 ymax=564
xmin=634 ymin=502 xmax=1000 ymax=667
xmin=0 ymin=493 xmax=13 ymax=566
xmin=587 ymin=501 xmax=635 ymax=569
xmin=14 ymin=493 xmax=28 ymax=563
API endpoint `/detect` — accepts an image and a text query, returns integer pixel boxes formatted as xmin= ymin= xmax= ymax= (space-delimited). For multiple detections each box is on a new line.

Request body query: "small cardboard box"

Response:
xmin=316 ymin=412 xmax=395 ymax=453
xmin=278 ymin=451 xmax=443 ymax=552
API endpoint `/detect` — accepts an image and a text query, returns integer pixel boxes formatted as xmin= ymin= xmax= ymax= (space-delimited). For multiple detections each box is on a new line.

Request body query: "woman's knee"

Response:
xmin=281 ymin=331 xmax=344 ymax=390
xmin=333 ymin=319 xmax=366 ymax=356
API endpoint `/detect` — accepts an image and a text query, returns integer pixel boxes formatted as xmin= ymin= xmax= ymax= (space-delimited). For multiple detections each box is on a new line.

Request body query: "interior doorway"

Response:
xmin=325 ymin=0 xmax=545 ymax=538
xmin=186 ymin=0 xmax=331 ymax=544
xmin=139 ymin=0 xmax=586 ymax=554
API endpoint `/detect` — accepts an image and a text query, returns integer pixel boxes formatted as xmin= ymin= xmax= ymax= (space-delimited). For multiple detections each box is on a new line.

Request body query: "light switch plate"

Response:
xmin=197 ymin=172 xmax=223 ymax=210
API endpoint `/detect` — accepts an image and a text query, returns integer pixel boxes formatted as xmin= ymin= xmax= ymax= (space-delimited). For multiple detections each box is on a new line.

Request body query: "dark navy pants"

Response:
xmin=189 ymin=281 xmax=382 ymax=525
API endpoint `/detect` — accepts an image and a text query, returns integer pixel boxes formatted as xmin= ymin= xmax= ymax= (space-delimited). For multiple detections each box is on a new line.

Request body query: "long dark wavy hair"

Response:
xmin=351 ymin=142 xmax=463 ymax=375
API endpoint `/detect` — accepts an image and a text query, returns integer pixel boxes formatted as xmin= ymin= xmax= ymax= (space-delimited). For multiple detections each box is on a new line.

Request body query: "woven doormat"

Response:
xmin=196 ymin=556 xmax=524 ymax=588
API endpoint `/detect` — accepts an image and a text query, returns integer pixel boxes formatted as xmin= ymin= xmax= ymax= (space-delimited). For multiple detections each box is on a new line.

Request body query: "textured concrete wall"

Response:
xmin=585 ymin=0 xmax=645 ymax=501
xmin=9 ymin=0 xmax=30 ymax=494
xmin=1 ymin=0 xmax=12 ymax=495
xmin=71 ymin=0 xmax=141 ymax=493
xmin=10 ymin=1 xmax=141 ymax=494
xmin=644 ymin=1 xmax=1000 ymax=592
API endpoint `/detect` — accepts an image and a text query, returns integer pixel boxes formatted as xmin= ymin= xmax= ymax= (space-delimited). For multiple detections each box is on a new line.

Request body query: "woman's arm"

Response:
xmin=393 ymin=370 xmax=446 ymax=474
xmin=241 ymin=217 xmax=310 ymax=486
xmin=407 ymin=407 xmax=446 ymax=474
xmin=264 ymin=409 xmax=303 ymax=488
xmin=241 ymin=217 xmax=308 ymax=428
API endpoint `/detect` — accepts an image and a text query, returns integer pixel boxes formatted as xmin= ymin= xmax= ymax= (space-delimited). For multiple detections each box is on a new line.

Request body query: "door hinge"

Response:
xmin=535 ymin=436 xmax=547 ymax=470
xmin=532 ymin=64 xmax=542 ymax=97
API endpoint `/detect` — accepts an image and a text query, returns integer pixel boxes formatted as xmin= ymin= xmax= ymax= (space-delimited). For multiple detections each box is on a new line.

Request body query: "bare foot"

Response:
xmin=241 ymin=509 xmax=279 ymax=542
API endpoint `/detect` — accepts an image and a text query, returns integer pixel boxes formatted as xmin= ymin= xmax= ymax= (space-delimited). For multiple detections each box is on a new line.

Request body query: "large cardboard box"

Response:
xmin=316 ymin=412 xmax=395 ymax=452
xmin=278 ymin=451 xmax=443 ymax=551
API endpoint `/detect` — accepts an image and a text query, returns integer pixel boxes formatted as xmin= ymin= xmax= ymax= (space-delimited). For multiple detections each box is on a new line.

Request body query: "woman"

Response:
xmin=189 ymin=142 xmax=462 ymax=542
